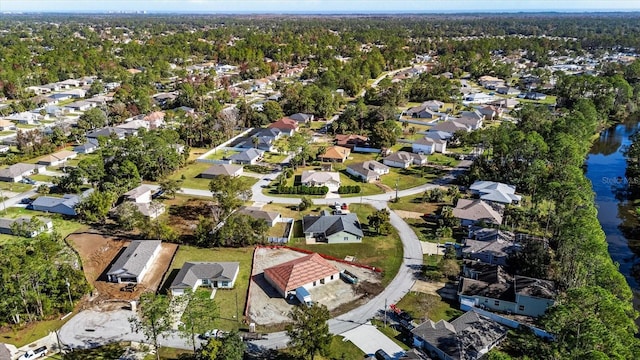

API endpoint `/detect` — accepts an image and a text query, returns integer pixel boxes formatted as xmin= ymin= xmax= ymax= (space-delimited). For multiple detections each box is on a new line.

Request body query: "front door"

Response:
xmin=213 ymin=281 xmax=218 ymax=288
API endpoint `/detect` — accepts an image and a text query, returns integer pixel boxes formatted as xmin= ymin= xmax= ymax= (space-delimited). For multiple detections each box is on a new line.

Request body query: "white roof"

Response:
xmin=300 ymin=170 xmax=340 ymax=184
xmin=470 ymin=181 xmax=522 ymax=204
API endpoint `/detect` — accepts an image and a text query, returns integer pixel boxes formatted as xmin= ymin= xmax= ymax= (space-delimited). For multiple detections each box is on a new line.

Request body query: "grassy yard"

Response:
xmin=343 ymin=152 xmax=381 ymax=166
xmin=371 ymin=319 xmax=411 ymax=350
xmin=166 ymin=245 xmax=254 ymax=331
xmin=0 ymin=130 xmax=15 ymax=136
xmin=0 ymin=313 xmax=77 ymax=347
xmin=0 ymin=207 xmax=87 ymax=245
xmin=0 ymin=181 xmax=32 ymax=193
xmin=446 ymin=146 xmax=474 ymax=154
xmin=381 ymin=167 xmax=440 ymax=191
xmin=428 ymin=153 xmax=460 ymax=167
xmin=30 ymin=174 xmax=56 ymax=182
xmin=396 ymin=291 xmax=463 ymax=323
xmin=338 ymin=170 xmax=384 ymax=197
xmin=262 ymin=152 xmax=288 ymax=164
xmin=205 ymin=149 xmax=239 ymax=160
xmin=288 ymin=203 xmax=403 ymax=286
xmin=165 ymin=162 xmax=258 ymax=191
xmin=389 ymin=194 xmax=443 ymax=214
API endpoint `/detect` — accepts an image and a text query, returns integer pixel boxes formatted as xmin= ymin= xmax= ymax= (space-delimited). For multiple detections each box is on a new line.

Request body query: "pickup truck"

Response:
xmin=18 ymin=346 xmax=47 ymax=359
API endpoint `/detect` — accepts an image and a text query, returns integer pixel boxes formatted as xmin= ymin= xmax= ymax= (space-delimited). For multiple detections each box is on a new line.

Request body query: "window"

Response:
xmin=313 ymin=281 xmax=316 ymax=286
xmin=344 ymin=237 xmax=349 ymax=241
xmin=494 ymin=300 xmax=500 ymax=306
xmin=221 ymin=281 xmax=229 ymax=287
xmin=518 ymin=305 xmax=525 ymax=311
xmin=330 ymin=275 xmax=334 ymax=280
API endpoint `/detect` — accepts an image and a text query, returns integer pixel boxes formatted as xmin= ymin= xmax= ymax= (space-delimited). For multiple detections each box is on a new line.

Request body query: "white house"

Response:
xmin=106 ymin=240 xmax=162 ymax=283
xmin=300 ymin=171 xmax=341 ymax=188
xmin=413 ymin=137 xmax=447 ymax=154
xmin=383 ymin=151 xmax=428 ymax=168
xmin=170 ymin=262 xmax=240 ymax=296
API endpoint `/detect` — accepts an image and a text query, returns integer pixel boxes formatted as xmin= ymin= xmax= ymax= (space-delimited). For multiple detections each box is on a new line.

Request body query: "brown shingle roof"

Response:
xmin=268 ymin=117 xmax=298 ymax=131
xmin=319 ymin=146 xmax=350 ymax=160
xmin=264 ymin=253 xmax=339 ymax=294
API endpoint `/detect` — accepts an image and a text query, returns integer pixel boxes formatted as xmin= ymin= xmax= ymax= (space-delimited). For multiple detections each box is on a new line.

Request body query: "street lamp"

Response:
xmin=65 ymin=280 xmax=72 ymax=308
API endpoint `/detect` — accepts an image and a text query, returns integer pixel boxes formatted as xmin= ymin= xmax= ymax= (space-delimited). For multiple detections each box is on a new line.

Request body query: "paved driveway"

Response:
xmin=340 ymin=323 xmax=404 ymax=358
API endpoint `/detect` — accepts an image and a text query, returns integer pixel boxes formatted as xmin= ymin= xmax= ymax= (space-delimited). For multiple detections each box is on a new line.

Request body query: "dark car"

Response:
xmin=20 ymin=197 xmax=33 ymax=204
xmin=120 ymin=283 xmax=137 ymax=292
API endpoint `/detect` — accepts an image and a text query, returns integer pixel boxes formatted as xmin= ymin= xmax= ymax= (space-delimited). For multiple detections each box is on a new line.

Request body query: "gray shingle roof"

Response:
xmin=201 ymin=164 xmax=243 ymax=177
xmin=303 ymin=213 xmax=363 ymax=238
xmin=0 ymin=163 xmax=41 ymax=179
xmin=411 ymin=311 xmax=508 ymax=360
xmin=237 ymin=206 xmax=280 ymax=223
xmin=229 ymin=148 xmax=264 ymax=162
xmin=170 ymin=262 xmax=239 ymax=289
xmin=107 ymin=240 xmax=161 ymax=279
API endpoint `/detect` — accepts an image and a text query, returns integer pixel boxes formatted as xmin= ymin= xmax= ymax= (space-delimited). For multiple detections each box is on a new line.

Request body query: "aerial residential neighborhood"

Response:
xmin=0 ymin=2 xmax=638 ymax=360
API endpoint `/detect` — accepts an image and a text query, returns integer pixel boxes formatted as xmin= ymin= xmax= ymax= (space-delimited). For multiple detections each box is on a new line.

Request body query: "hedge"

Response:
xmin=276 ymin=185 xmax=329 ymax=195
xmin=337 ymin=185 xmax=361 ymax=194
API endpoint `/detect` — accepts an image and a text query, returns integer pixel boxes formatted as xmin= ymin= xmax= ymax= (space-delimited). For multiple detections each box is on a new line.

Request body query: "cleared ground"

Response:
xmin=68 ymin=232 xmax=177 ymax=303
xmin=248 ymin=247 xmax=381 ymax=326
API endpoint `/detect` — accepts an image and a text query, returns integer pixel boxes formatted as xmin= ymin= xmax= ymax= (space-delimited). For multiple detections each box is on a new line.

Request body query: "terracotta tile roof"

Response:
xmin=263 ymin=253 xmax=339 ymax=294
xmin=335 ymin=134 xmax=368 ymax=146
xmin=268 ymin=117 xmax=299 ymax=131
xmin=319 ymin=146 xmax=350 ymax=160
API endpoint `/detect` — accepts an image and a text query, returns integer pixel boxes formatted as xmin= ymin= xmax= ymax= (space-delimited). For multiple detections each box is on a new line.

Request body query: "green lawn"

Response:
xmin=0 ymin=130 xmax=15 ymax=136
xmin=428 ymin=153 xmax=460 ymax=167
xmin=338 ymin=170 xmax=384 ymax=197
xmin=388 ymin=194 xmax=443 ymax=214
xmin=16 ymin=124 xmax=38 ymax=129
xmin=371 ymin=319 xmax=411 ymax=350
xmin=262 ymin=152 xmax=288 ymax=164
xmin=395 ymin=291 xmax=463 ymax=323
xmin=167 ymin=245 xmax=254 ymax=331
xmin=446 ymin=146 xmax=474 ymax=154
xmin=0 ymin=207 xmax=87 ymax=245
xmin=381 ymin=167 xmax=440 ymax=191
xmin=0 ymin=314 xmax=77 ymax=348
xmin=30 ymin=174 xmax=56 ymax=182
xmin=343 ymin=152 xmax=380 ymax=167
xmin=0 ymin=181 xmax=32 ymax=192
xmin=289 ymin=203 xmax=403 ymax=286
xmin=165 ymin=162 xmax=258 ymax=191
xmin=205 ymin=149 xmax=239 ymax=160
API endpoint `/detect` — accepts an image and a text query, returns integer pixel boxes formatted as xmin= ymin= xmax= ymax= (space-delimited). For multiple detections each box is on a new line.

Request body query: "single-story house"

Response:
xmin=489 ymin=98 xmax=519 ymax=109
xmin=469 ymin=181 xmax=522 ymax=205
xmin=143 ymin=111 xmax=166 ymax=129
xmin=263 ymin=253 xmax=341 ymax=297
xmin=236 ymin=206 xmax=282 ymax=227
xmin=106 ymin=240 xmax=162 ymax=283
xmin=200 ymin=164 xmax=243 ymax=179
xmin=30 ymin=189 xmax=93 ymax=216
xmin=288 ymin=113 xmax=314 ymax=123
xmin=411 ymin=310 xmax=508 ymax=360
xmin=4 ymin=112 xmax=42 ymax=125
xmin=268 ymin=117 xmax=299 ymax=136
xmin=461 ymin=235 xmax=519 ymax=267
xmin=121 ymin=185 xmax=165 ymax=219
xmin=303 ymin=212 xmax=364 ymax=243
xmin=0 ymin=145 xmax=9 ymax=153
xmin=300 ymin=170 xmax=341 ymax=188
xmin=74 ymin=139 xmax=99 ymax=154
xmin=335 ymin=134 xmax=369 ymax=149
xmin=497 ymin=87 xmax=520 ymax=96
xmin=229 ymin=148 xmax=264 ymax=165
xmin=64 ymin=101 xmax=95 ymax=112
xmin=452 ymin=199 xmax=504 ymax=226
xmin=383 ymin=151 xmax=427 ymax=168
xmin=412 ymin=137 xmax=447 ymax=154
xmin=125 ymin=185 xmax=153 ymax=204
xmin=116 ymin=119 xmax=147 ymax=134
xmin=464 ymin=92 xmax=495 ymax=104
xmin=458 ymin=263 xmax=556 ymax=317
xmin=346 ymin=161 xmax=390 ymax=182
xmin=0 ymin=216 xmax=53 ymax=237
xmin=0 ymin=119 xmax=16 ymax=131
xmin=477 ymin=105 xmax=503 ymax=120
xmin=478 ymin=75 xmax=505 ymax=90
xmin=170 ymin=261 xmax=240 ymax=296
xmin=0 ymin=163 xmax=44 ymax=182
xmin=37 ymin=150 xmax=78 ymax=166
xmin=86 ymin=127 xmax=127 ymax=140
xmin=318 ymin=146 xmax=351 ymax=163
xmin=430 ymin=120 xmax=470 ymax=135
xmin=60 ymin=88 xmax=87 ymax=99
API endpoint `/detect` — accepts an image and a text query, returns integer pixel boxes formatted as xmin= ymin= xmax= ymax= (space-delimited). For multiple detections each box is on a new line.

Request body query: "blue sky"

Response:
xmin=1 ymin=0 xmax=638 ymax=13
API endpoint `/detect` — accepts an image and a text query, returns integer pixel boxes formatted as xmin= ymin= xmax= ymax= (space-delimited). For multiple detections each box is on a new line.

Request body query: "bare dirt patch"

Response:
xmin=410 ymin=280 xmax=447 ymax=296
xmin=394 ymin=210 xmax=425 ymax=219
xmin=68 ymin=232 xmax=177 ymax=304
xmin=248 ymin=247 xmax=381 ymax=326
xmin=166 ymin=198 xmax=215 ymax=238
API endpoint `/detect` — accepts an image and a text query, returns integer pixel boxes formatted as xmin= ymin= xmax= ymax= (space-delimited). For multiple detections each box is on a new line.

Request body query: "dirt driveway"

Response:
xmin=247 ymin=248 xmax=381 ymax=326
xmin=68 ymin=232 xmax=177 ymax=303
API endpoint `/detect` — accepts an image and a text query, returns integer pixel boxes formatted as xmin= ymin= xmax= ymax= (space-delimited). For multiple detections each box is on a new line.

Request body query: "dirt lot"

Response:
xmin=248 ymin=248 xmax=381 ymax=326
xmin=394 ymin=210 xmax=425 ymax=219
xmin=68 ymin=232 xmax=178 ymax=303
xmin=166 ymin=198 xmax=215 ymax=239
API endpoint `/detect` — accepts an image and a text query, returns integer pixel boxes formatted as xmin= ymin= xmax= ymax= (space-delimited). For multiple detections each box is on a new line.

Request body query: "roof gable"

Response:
xmin=264 ymin=253 xmax=339 ymax=293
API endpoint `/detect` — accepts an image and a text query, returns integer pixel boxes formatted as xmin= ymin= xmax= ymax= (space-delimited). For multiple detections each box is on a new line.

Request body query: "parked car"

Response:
xmin=18 ymin=346 xmax=47 ymax=360
xmin=20 ymin=197 xmax=33 ymax=204
xmin=21 ymin=177 xmax=36 ymax=185
xmin=199 ymin=329 xmax=219 ymax=339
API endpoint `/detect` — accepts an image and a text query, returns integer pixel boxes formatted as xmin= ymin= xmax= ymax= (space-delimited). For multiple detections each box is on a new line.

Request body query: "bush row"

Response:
xmin=276 ymin=185 xmax=329 ymax=195
xmin=337 ymin=185 xmax=361 ymax=194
